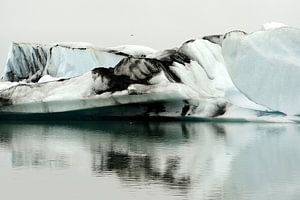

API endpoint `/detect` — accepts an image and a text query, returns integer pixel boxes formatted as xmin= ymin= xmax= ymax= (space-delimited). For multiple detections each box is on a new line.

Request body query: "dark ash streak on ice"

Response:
xmin=91 ymin=49 xmax=193 ymax=95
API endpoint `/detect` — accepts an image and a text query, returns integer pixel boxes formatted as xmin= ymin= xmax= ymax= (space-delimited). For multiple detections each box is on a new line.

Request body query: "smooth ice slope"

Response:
xmin=44 ymin=43 xmax=124 ymax=78
xmin=223 ymin=27 xmax=300 ymax=115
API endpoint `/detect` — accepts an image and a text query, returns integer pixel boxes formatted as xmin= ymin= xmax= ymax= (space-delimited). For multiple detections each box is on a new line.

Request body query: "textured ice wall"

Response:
xmin=1 ymin=43 xmax=157 ymax=82
xmin=2 ymin=43 xmax=49 ymax=82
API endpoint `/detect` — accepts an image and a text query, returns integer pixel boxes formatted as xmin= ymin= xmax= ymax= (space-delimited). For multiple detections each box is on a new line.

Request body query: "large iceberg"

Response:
xmin=0 ymin=23 xmax=299 ymax=122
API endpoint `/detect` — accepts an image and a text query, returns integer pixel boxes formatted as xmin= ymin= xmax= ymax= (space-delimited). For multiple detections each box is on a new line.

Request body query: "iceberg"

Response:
xmin=1 ymin=23 xmax=300 ymax=122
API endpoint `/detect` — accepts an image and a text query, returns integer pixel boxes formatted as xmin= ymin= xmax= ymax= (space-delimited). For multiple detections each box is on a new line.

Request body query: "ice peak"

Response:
xmin=261 ymin=22 xmax=287 ymax=30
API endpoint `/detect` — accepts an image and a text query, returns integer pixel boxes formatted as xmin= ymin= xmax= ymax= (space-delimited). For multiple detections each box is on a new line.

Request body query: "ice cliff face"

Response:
xmin=0 ymin=23 xmax=299 ymax=122
xmin=222 ymin=27 xmax=300 ymax=115
xmin=3 ymin=43 xmax=49 ymax=82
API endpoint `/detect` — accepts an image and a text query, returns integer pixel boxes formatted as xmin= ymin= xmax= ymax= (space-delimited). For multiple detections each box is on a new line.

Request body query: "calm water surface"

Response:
xmin=0 ymin=121 xmax=300 ymax=200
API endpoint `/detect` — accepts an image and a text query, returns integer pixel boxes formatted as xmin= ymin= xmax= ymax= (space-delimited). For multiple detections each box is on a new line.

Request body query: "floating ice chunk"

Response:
xmin=1 ymin=29 xmax=298 ymax=122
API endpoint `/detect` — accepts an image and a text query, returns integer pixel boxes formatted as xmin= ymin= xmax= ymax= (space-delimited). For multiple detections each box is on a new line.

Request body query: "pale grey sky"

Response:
xmin=1 ymin=0 xmax=299 ymax=73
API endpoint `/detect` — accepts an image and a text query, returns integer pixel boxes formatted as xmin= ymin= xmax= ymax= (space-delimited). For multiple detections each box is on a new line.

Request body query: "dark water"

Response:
xmin=0 ymin=121 xmax=300 ymax=200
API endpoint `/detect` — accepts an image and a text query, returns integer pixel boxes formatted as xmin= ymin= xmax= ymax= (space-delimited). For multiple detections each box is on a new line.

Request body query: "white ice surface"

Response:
xmin=108 ymin=45 xmax=158 ymax=56
xmin=261 ymin=22 xmax=287 ymax=30
xmin=0 ymin=81 xmax=19 ymax=91
xmin=38 ymin=75 xmax=63 ymax=83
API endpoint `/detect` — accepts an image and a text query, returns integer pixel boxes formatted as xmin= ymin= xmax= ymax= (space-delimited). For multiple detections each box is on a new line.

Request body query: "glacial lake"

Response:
xmin=0 ymin=121 xmax=300 ymax=200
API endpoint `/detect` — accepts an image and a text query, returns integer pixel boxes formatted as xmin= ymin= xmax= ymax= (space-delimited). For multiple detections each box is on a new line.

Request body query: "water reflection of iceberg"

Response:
xmin=0 ymin=122 xmax=300 ymax=199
